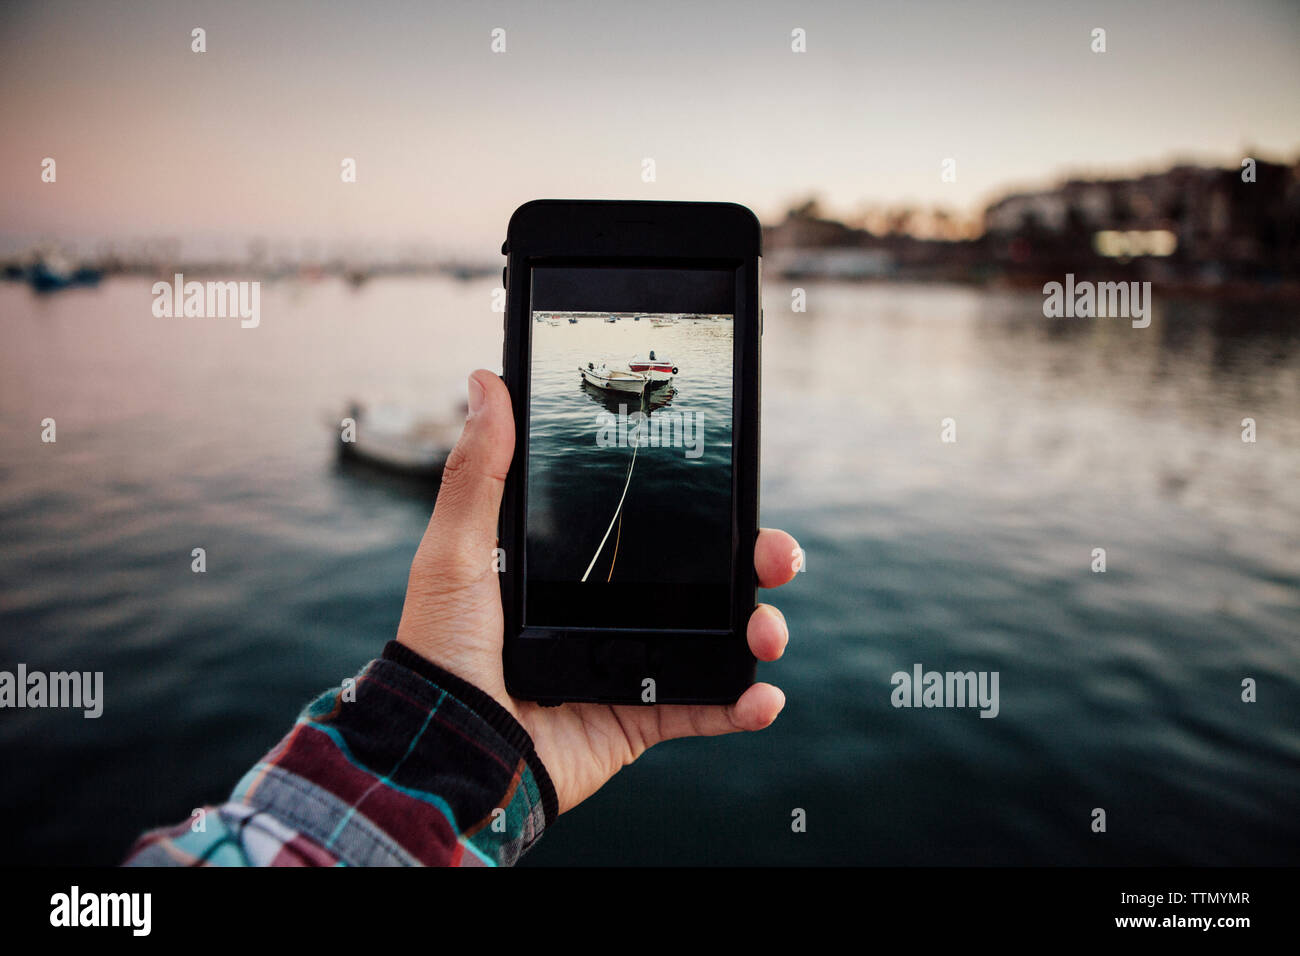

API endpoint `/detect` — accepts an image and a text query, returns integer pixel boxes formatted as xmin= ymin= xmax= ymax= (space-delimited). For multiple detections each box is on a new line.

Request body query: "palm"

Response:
xmin=401 ymin=528 xmax=795 ymax=816
xmin=517 ymin=703 xmax=653 ymax=813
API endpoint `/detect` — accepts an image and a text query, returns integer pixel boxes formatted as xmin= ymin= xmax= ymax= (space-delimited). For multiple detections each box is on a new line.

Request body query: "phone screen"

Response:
xmin=524 ymin=265 xmax=737 ymax=630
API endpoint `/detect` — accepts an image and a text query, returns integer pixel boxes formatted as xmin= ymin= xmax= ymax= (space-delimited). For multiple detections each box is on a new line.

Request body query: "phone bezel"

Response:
xmin=500 ymin=200 xmax=762 ymax=705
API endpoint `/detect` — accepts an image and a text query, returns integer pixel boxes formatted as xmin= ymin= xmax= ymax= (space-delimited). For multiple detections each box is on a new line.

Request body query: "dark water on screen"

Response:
xmin=526 ymin=316 xmax=732 ymax=587
xmin=0 ymin=276 xmax=1297 ymax=865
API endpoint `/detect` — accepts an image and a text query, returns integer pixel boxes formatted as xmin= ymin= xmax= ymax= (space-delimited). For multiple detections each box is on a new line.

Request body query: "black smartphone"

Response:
xmin=499 ymin=200 xmax=762 ymax=705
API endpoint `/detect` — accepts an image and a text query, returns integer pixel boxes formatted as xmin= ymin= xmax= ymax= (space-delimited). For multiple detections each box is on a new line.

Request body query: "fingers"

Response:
xmin=652 ymin=600 xmax=789 ymax=745
xmin=415 ymin=370 xmax=515 ymax=584
xmin=755 ymin=527 xmax=801 ymax=589
xmin=630 ymin=606 xmax=790 ymax=748
xmin=731 ymin=682 xmax=786 ymax=730
xmin=747 ymin=603 xmax=789 ymax=661
xmin=648 ymin=683 xmax=787 ymax=743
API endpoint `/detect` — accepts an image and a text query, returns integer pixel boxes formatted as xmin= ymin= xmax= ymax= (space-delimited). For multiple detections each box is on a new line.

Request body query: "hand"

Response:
xmin=396 ymin=369 xmax=799 ymax=814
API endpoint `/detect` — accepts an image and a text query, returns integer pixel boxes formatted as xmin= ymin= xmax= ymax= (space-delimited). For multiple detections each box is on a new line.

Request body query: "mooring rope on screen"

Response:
xmin=581 ymin=381 xmax=648 ymax=582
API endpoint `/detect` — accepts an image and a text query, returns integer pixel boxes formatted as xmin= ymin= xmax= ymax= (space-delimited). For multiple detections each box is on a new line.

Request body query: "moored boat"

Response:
xmin=336 ymin=403 xmax=461 ymax=479
xmin=628 ymin=351 xmax=677 ymax=383
xmin=579 ymin=362 xmax=649 ymax=393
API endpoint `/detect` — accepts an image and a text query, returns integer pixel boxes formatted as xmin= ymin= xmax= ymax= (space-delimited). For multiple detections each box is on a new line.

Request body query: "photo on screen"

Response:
xmin=524 ymin=268 xmax=735 ymax=629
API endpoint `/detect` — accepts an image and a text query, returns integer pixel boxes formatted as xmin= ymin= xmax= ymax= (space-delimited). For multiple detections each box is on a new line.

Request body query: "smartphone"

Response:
xmin=499 ymin=200 xmax=762 ymax=705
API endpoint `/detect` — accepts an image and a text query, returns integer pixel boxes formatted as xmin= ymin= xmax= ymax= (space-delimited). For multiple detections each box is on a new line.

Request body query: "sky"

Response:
xmin=1 ymin=0 xmax=1298 ymax=258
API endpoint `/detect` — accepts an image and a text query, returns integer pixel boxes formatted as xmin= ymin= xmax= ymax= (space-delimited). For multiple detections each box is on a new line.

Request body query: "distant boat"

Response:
xmin=28 ymin=261 xmax=73 ymax=292
xmin=336 ymin=403 xmax=462 ymax=479
xmin=21 ymin=251 xmax=102 ymax=292
xmin=546 ymin=319 xmax=560 ymax=326
xmin=604 ymin=316 xmax=617 ymax=323
xmin=568 ymin=317 xmax=578 ymax=324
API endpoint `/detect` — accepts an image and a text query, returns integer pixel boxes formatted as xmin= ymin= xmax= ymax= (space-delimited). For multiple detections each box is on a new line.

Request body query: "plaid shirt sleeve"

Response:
xmin=124 ymin=641 xmax=558 ymax=867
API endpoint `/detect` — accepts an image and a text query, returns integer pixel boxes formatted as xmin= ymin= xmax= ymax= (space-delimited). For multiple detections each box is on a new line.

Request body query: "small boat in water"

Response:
xmin=336 ymin=403 xmax=462 ymax=479
xmin=22 ymin=250 xmax=102 ymax=293
xmin=604 ymin=316 xmax=617 ymax=323
xmin=628 ymin=352 xmax=677 ymax=382
xmin=580 ymin=350 xmax=676 ymax=392
xmin=579 ymin=362 xmax=650 ymax=394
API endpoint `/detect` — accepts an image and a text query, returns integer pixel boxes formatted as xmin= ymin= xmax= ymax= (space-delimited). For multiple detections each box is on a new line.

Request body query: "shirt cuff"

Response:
xmin=380 ymin=639 xmax=559 ymax=828
xmin=219 ymin=643 xmax=558 ymax=865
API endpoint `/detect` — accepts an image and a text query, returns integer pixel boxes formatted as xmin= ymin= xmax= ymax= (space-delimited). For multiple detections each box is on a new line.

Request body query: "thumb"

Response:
xmin=417 ymin=370 xmax=515 ymax=584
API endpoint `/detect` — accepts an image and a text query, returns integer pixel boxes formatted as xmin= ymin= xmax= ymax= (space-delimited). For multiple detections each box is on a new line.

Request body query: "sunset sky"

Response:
xmin=2 ymin=0 xmax=1297 ymax=257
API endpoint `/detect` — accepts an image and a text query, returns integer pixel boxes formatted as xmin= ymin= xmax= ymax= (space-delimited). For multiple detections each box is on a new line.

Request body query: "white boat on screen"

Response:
xmin=579 ymin=362 xmax=649 ymax=393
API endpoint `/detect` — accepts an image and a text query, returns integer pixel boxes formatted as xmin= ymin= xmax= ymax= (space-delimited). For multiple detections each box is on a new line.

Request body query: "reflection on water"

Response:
xmin=0 ymin=278 xmax=1296 ymax=864
xmin=577 ymin=380 xmax=677 ymax=413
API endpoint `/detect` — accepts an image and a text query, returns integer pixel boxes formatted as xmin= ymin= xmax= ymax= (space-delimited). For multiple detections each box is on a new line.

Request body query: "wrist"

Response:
xmin=381 ymin=640 xmax=559 ymax=826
